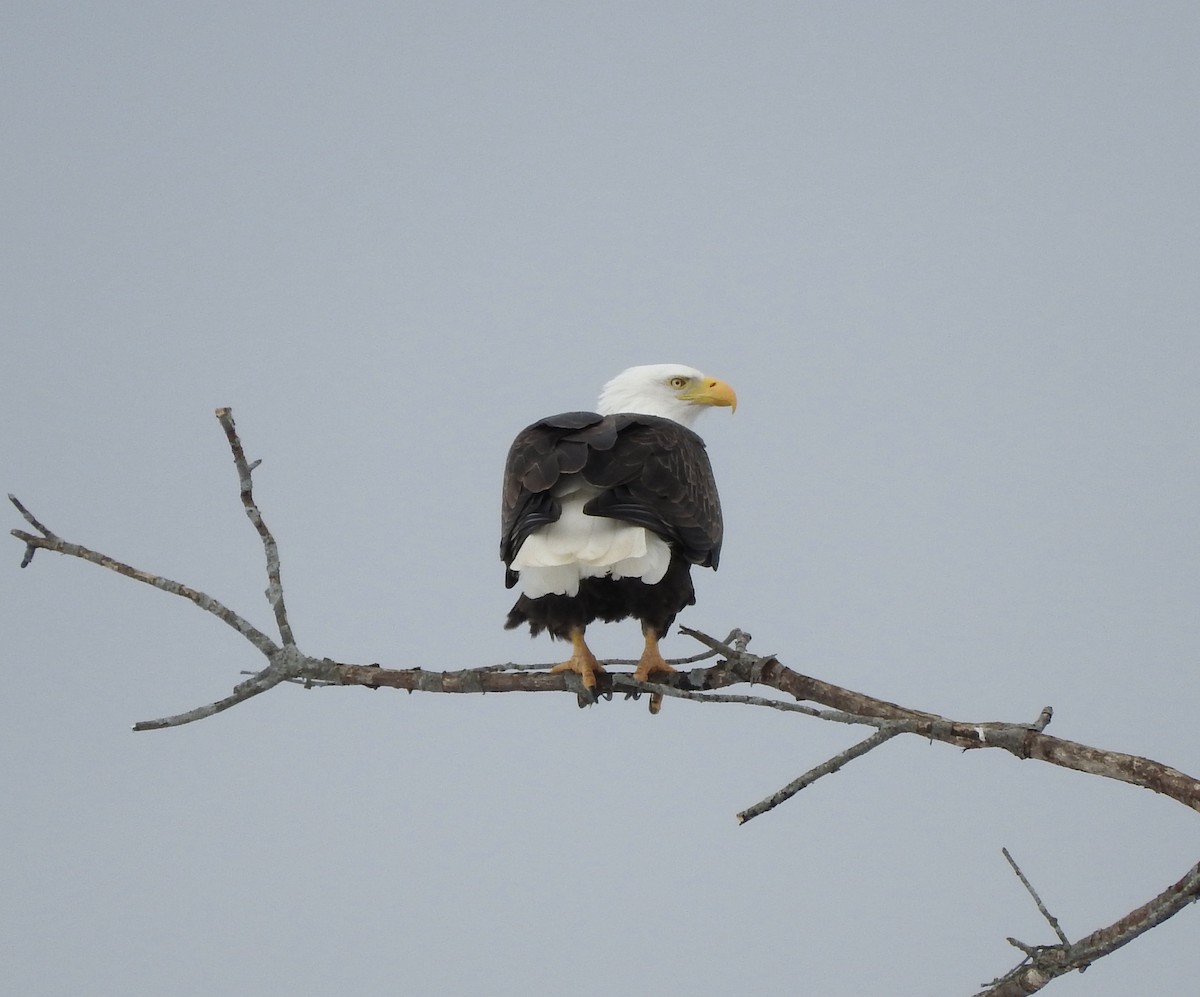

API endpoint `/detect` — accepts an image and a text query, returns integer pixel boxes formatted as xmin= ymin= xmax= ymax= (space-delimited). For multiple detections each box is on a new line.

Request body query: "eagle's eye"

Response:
xmin=668 ymin=376 xmax=689 ymax=390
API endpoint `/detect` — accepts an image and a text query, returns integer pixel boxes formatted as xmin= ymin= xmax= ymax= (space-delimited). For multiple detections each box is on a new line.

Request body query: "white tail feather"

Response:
xmin=511 ymin=493 xmax=670 ymax=598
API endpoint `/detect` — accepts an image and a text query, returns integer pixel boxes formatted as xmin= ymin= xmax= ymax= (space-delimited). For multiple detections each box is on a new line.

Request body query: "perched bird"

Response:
xmin=501 ymin=363 xmax=735 ymax=711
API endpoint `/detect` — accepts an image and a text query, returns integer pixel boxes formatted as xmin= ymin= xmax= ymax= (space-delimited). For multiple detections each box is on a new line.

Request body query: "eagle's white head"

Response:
xmin=596 ymin=363 xmax=737 ymax=429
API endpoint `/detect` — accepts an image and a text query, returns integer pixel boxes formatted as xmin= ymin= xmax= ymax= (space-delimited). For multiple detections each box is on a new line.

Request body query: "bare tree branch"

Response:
xmin=9 ymin=498 xmax=278 ymax=656
xmin=975 ymin=860 xmax=1200 ymax=996
xmin=214 ymin=408 xmax=296 ymax=647
xmin=1002 ymin=847 xmax=1072 ymax=948
xmin=9 ymin=492 xmax=55 ymax=567
xmin=10 ymin=407 xmax=1200 ymax=994
xmin=133 ymin=663 xmax=291 ymax=731
xmin=736 ymin=725 xmax=904 ymax=824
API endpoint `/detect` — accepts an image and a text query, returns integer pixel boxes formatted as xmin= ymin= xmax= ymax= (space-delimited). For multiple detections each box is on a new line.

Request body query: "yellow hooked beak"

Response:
xmin=680 ymin=376 xmax=737 ymax=413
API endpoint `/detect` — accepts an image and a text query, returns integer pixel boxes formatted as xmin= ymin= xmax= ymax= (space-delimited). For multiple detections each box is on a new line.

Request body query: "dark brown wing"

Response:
xmin=500 ymin=412 xmax=723 ymax=586
xmin=500 ymin=412 xmax=605 ymax=582
xmin=580 ymin=415 xmax=723 ymax=569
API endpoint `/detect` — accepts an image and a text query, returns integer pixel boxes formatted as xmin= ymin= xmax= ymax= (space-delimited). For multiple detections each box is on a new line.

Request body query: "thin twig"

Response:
xmin=215 ymin=408 xmax=296 ymax=647
xmin=9 ymin=493 xmax=57 ymax=567
xmin=614 ymin=679 xmax=827 ymax=716
xmin=627 ymin=629 xmax=742 ymax=666
xmin=1003 ymin=847 xmax=1072 ymax=946
xmin=9 ymin=493 xmax=56 ymax=538
xmin=737 ymin=726 xmax=904 ymax=824
xmin=678 ymin=624 xmax=748 ymax=659
xmin=133 ymin=667 xmax=289 ymax=730
xmin=10 ymin=525 xmax=278 ymax=655
xmin=134 ymin=645 xmax=322 ymax=730
xmin=613 ymin=677 xmax=901 ymax=729
xmin=1005 ymin=936 xmax=1044 ymax=959
xmin=472 ymin=635 xmax=733 ymax=673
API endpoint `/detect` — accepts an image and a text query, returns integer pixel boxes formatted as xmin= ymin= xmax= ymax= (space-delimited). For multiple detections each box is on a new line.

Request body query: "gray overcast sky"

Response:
xmin=3 ymin=4 xmax=1198 ymax=995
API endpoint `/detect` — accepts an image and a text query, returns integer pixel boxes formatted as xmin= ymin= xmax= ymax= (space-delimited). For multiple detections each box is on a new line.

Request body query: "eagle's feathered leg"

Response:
xmin=550 ymin=625 xmax=605 ymax=693
xmin=633 ymin=623 xmax=676 ymax=715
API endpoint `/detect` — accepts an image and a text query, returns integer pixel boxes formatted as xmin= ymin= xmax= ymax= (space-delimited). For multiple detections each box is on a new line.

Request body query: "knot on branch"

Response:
xmin=264 ymin=644 xmax=309 ymax=683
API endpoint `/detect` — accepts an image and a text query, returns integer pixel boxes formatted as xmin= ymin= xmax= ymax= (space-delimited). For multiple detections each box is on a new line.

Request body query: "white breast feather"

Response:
xmin=511 ymin=484 xmax=671 ymax=598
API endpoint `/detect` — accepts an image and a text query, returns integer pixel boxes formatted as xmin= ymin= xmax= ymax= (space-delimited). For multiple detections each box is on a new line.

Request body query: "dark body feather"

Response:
xmin=501 ymin=411 xmax=723 ymax=641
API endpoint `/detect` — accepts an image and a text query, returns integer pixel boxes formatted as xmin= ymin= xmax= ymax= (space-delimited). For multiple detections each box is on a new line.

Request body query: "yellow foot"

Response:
xmin=550 ymin=630 xmax=605 ymax=694
xmin=633 ymin=642 xmax=676 ymax=715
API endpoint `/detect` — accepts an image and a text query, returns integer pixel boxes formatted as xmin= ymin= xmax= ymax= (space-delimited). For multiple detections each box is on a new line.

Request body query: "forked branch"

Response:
xmin=10 ymin=408 xmax=1200 ymax=994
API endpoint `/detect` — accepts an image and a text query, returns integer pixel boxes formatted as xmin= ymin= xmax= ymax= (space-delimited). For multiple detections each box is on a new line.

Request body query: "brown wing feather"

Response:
xmin=500 ymin=412 xmax=604 ymax=574
xmin=580 ymin=415 xmax=723 ymax=568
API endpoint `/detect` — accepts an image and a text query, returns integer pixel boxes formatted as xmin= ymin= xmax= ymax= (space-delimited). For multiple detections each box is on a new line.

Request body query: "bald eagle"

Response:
xmin=501 ymin=364 xmax=735 ymax=711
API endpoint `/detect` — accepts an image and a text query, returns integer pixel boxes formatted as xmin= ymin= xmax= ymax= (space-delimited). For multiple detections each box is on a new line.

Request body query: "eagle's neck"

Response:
xmin=596 ymin=390 xmax=700 ymax=428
